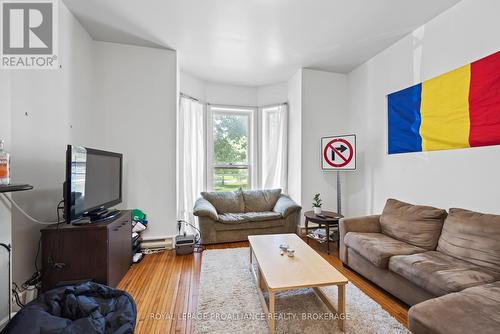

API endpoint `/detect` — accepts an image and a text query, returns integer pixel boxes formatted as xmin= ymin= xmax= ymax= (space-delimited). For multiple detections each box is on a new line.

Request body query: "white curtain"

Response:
xmin=177 ymin=96 xmax=205 ymax=223
xmin=260 ymin=104 xmax=288 ymax=193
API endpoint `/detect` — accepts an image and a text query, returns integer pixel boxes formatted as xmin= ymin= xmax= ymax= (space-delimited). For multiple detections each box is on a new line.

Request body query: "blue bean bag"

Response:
xmin=2 ymin=282 xmax=136 ymax=334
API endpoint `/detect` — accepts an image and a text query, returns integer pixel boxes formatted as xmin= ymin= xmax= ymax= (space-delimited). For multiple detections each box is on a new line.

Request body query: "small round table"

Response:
xmin=304 ymin=210 xmax=344 ymax=254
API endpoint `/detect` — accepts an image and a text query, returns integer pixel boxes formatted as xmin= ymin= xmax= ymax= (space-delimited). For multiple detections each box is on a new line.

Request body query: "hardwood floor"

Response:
xmin=118 ymin=240 xmax=409 ymax=333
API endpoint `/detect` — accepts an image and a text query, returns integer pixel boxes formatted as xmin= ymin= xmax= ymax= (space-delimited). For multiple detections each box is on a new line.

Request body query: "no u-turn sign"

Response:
xmin=321 ymin=134 xmax=356 ymax=171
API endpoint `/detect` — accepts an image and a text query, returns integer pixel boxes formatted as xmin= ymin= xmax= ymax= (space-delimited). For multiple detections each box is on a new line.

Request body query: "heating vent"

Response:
xmin=140 ymin=237 xmax=174 ymax=251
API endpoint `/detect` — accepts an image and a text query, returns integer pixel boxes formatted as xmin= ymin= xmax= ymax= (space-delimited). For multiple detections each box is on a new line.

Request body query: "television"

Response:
xmin=64 ymin=145 xmax=123 ymax=223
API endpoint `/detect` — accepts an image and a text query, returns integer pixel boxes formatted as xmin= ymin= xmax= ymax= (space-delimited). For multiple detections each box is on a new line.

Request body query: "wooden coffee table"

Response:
xmin=248 ymin=234 xmax=348 ymax=333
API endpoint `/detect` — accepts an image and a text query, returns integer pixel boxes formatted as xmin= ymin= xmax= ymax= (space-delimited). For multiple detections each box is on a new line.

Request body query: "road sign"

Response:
xmin=321 ymin=134 xmax=356 ymax=170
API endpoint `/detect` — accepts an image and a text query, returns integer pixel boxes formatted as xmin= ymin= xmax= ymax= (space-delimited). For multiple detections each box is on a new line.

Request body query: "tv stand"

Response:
xmin=41 ymin=210 xmax=132 ymax=291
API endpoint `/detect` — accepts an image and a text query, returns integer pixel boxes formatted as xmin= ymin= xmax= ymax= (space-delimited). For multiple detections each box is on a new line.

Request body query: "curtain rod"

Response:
xmin=180 ymin=92 xmax=200 ymax=102
xmin=207 ymin=102 xmax=288 ymax=108
xmin=180 ymin=92 xmax=288 ymax=108
xmin=260 ymin=102 xmax=288 ymax=108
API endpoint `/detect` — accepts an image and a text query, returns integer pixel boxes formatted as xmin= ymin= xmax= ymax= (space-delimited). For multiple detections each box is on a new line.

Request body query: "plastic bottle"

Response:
xmin=0 ymin=139 xmax=10 ymax=185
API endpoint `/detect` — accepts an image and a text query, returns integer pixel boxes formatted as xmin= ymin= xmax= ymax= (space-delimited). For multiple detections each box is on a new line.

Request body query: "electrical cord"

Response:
xmin=34 ymin=236 xmax=41 ymax=274
xmin=10 ymin=200 xmax=65 ymax=309
xmin=177 ymin=219 xmax=204 ymax=252
xmin=17 ymin=199 xmax=65 ymax=300
xmin=0 ymin=193 xmax=59 ymax=225
xmin=142 ymin=248 xmax=166 ymax=255
xmin=52 ymin=200 xmax=66 ymax=271
xmin=24 ymin=236 xmax=44 ymax=289
xmin=22 ymin=271 xmax=41 ymax=290
xmin=11 ymin=283 xmax=24 ymax=308
xmin=177 ymin=219 xmax=201 ymax=244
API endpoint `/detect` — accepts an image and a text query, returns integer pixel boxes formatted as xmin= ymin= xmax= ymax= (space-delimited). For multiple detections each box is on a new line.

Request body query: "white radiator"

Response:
xmin=140 ymin=238 xmax=174 ymax=251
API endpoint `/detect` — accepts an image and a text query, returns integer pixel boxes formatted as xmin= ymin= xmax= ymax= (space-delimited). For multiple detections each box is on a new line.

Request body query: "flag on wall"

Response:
xmin=388 ymin=51 xmax=500 ymax=154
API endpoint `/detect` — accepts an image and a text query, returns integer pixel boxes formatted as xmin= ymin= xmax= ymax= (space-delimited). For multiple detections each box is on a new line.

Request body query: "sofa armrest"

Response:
xmin=339 ymin=215 xmax=381 ymax=264
xmin=273 ymin=195 xmax=301 ymax=218
xmin=193 ymin=198 xmax=218 ymax=221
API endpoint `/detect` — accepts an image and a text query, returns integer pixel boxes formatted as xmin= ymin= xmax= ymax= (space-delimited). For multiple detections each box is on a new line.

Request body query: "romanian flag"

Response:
xmin=388 ymin=51 xmax=500 ymax=154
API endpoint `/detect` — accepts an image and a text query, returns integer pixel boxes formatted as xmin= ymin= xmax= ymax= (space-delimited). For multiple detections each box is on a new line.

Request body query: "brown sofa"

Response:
xmin=339 ymin=199 xmax=500 ymax=334
xmin=193 ymin=188 xmax=301 ymax=244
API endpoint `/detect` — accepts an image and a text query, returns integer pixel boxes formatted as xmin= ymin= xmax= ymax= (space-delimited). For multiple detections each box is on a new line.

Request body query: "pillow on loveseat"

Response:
xmin=242 ymin=189 xmax=282 ymax=212
xmin=380 ymin=198 xmax=447 ymax=250
xmin=201 ymin=189 xmax=245 ymax=213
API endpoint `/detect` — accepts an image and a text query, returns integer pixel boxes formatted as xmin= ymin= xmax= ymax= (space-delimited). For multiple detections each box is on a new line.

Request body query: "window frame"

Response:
xmin=206 ymin=104 xmax=258 ymax=191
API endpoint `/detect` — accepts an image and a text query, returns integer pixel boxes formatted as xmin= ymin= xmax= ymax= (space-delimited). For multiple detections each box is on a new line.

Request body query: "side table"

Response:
xmin=304 ymin=210 xmax=343 ymax=254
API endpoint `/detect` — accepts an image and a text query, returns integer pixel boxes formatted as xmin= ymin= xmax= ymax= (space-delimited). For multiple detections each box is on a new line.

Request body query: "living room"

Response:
xmin=0 ymin=0 xmax=499 ymax=333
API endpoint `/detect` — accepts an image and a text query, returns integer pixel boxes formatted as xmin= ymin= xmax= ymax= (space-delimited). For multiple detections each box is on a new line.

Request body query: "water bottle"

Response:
xmin=0 ymin=139 xmax=10 ymax=185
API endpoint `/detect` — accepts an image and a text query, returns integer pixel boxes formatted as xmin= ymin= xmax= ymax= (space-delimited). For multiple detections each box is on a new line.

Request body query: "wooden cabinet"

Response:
xmin=41 ymin=210 xmax=132 ymax=291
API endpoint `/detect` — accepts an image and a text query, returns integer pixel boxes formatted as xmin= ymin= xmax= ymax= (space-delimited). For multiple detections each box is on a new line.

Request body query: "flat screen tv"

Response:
xmin=64 ymin=145 xmax=122 ymax=223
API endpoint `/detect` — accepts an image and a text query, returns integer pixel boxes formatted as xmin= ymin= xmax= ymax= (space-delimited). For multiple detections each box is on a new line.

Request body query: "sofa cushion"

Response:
xmin=217 ymin=213 xmax=248 ymax=224
xmin=409 ymin=281 xmax=500 ymax=334
xmin=437 ymin=208 xmax=500 ymax=274
xmin=242 ymin=189 xmax=282 ymax=212
xmin=201 ymin=189 xmax=245 ymax=213
xmin=389 ymin=251 xmax=500 ymax=296
xmin=244 ymin=211 xmax=282 ymax=222
xmin=380 ymin=199 xmax=447 ymax=250
xmin=215 ymin=216 xmax=285 ymax=231
xmin=217 ymin=211 xmax=282 ymax=224
xmin=343 ymin=232 xmax=425 ymax=268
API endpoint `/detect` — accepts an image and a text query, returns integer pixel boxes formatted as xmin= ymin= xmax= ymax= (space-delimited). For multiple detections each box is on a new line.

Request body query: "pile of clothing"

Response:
xmin=2 ymin=282 xmax=136 ymax=334
xmin=131 ymin=209 xmax=148 ymax=263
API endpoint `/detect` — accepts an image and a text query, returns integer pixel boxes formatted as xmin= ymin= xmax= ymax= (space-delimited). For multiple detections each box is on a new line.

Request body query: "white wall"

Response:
xmin=301 ymin=69 xmax=348 ymax=215
xmin=346 ymin=0 xmax=500 ymax=216
xmin=284 ymin=68 xmax=350 ymax=219
xmin=94 ymin=42 xmax=178 ymax=239
xmin=0 ymin=73 xmax=12 ymax=324
xmin=180 ymin=71 xmax=257 ymax=105
xmin=257 ymin=83 xmax=288 ymax=106
xmin=180 ymin=71 xmax=206 ymax=102
xmin=9 ymin=2 xmax=97 ymax=289
xmin=286 ymin=70 xmax=302 ymax=203
xmin=205 ymin=82 xmax=257 ymax=106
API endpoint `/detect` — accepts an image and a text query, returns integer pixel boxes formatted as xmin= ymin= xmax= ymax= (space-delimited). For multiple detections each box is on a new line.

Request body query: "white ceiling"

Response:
xmin=63 ymin=0 xmax=461 ymax=86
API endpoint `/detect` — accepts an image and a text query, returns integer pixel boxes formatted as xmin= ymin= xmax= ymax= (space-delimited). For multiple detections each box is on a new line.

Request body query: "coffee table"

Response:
xmin=248 ymin=233 xmax=348 ymax=333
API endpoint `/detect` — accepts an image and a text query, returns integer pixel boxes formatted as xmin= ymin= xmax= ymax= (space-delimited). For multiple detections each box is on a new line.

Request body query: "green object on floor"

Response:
xmin=132 ymin=209 xmax=146 ymax=222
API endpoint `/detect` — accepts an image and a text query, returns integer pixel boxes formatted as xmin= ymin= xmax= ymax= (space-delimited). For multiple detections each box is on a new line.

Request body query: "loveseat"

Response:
xmin=339 ymin=199 xmax=500 ymax=334
xmin=193 ymin=189 xmax=301 ymax=244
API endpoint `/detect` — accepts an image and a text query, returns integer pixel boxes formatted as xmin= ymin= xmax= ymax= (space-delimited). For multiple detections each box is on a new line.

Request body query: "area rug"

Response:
xmin=194 ymin=248 xmax=410 ymax=334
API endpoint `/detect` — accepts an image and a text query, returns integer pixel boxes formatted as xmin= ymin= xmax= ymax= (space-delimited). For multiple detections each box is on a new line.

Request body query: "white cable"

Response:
xmin=142 ymin=248 xmax=165 ymax=255
xmin=0 ymin=193 xmax=59 ymax=225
